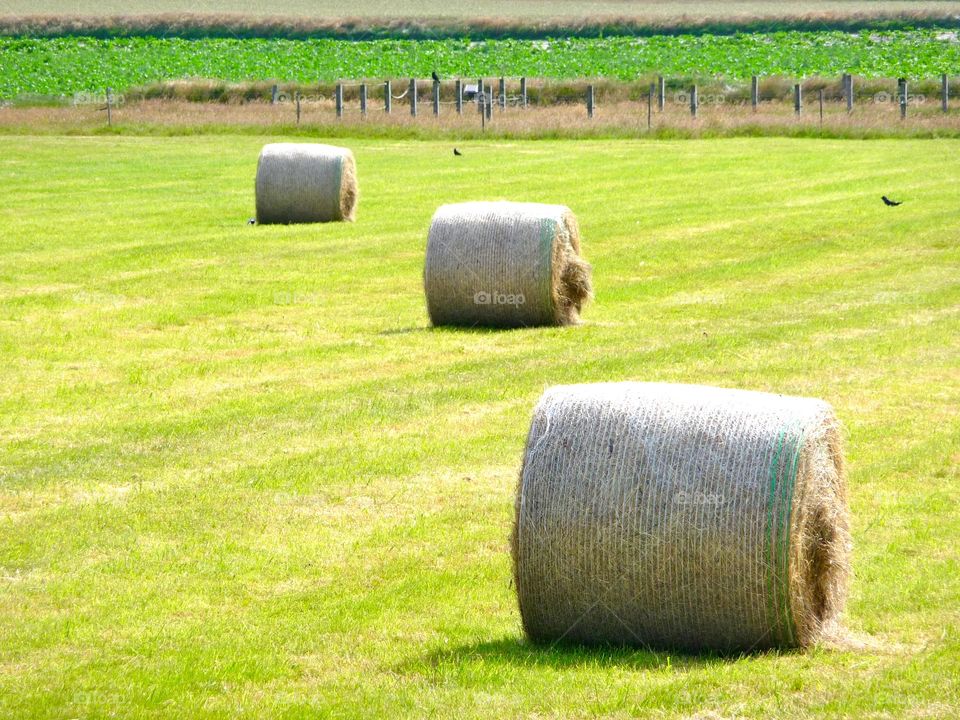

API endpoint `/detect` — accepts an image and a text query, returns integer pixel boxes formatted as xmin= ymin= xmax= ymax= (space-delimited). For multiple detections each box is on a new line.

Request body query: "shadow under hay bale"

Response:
xmin=423 ymin=201 xmax=592 ymax=328
xmin=512 ymin=382 xmax=851 ymax=653
xmin=255 ymin=142 xmax=358 ymax=224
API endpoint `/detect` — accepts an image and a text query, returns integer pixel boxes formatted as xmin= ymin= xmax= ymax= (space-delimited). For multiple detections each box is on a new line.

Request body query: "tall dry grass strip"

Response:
xmin=255 ymin=143 xmax=357 ymax=224
xmin=423 ymin=202 xmax=592 ymax=328
xmin=513 ymin=382 xmax=851 ymax=652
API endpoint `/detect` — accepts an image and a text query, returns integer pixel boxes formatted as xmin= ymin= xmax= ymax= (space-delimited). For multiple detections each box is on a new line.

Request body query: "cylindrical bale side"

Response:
xmin=423 ymin=201 xmax=592 ymax=328
xmin=513 ymin=382 xmax=851 ymax=652
xmin=255 ymin=143 xmax=358 ymax=224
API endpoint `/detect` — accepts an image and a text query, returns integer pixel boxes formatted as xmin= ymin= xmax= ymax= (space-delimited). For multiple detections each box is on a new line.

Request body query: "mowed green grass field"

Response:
xmin=1 ymin=135 xmax=958 ymax=718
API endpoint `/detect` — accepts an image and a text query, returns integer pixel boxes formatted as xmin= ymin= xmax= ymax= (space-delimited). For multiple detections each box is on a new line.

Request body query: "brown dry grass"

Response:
xmin=2 ymin=98 xmax=959 ymax=139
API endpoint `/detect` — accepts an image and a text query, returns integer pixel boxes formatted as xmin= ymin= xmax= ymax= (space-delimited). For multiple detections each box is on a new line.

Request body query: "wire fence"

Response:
xmin=39 ymin=73 xmax=960 ymax=132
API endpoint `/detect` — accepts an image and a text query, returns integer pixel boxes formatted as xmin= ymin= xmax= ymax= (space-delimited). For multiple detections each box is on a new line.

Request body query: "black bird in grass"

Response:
xmin=247 ymin=218 xmax=256 ymax=225
xmin=453 ymin=148 xmax=462 ymax=156
xmin=432 ymin=71 xmax=441 ymax=84
xmin=882 ymin=195 xmax=903 ymax=206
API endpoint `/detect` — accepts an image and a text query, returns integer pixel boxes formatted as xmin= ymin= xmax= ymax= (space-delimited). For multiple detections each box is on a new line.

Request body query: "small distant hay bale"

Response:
xmin=255 ymin=143 xmax=358 ymax=224
xmin=513 ymin=382 xmax=851 ymax=652
xmin=423 ymin=201 xmax=592 ymax=328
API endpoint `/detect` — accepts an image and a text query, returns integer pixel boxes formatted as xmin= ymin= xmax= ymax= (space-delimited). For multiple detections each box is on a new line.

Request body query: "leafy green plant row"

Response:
xmin=2 ymin=31 xmax=958 ymax=98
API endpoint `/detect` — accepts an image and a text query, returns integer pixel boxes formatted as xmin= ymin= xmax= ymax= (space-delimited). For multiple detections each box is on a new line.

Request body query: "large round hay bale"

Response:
xmin=423 ymin=201 xmax=592 ymax=327
xmin=255 ymin=143 xmax=358 ymax=224
xmin=513 ymin=382 xmax=851 ymax=652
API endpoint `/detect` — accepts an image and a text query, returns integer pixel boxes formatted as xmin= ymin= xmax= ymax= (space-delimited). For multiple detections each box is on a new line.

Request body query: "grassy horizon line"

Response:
xmin=1 ymin=9 xmax=958 ymax=40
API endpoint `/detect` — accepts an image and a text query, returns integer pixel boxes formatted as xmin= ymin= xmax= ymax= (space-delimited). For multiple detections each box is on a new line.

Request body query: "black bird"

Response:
xmin=247 ymin=218 xmax=256 ymax=224
xmin=432 ymin=71 xmax=441 ymax=84
xmin=453 ymin=148 xmax=462 ymax=156
xmin=882 ymin=196 xmax=902 ymax=206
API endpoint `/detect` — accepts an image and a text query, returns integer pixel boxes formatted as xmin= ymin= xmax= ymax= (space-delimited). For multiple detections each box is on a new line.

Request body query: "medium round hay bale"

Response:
xmin=423 ymin=201 xmax=592 ymax=328
xmin=513 ymin=382 xmax=851 ymax=652
xmin=255 ymin=143 xmax=358 ymax=224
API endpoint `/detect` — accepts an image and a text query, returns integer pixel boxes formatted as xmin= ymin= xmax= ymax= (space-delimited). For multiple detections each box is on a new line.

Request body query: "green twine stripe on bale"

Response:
xmin=512 ymin=382 xmax=851 ymax=652
xmin=766 ymin=422 xmax=805 ymax=647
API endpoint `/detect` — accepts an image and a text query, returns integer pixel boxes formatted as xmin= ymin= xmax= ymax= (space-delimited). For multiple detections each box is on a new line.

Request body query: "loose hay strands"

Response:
xmin=512 ymin=382 xmax=851 ymax=652
xmin=255 ymin=142 xmax=358 ymax=224
xmin=423 ymin=201 xmax=592 ymax=328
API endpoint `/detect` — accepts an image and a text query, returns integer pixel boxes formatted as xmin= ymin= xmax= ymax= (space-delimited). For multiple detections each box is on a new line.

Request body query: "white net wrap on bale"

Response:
xmin=423 ymin=201 xmax=592 ymax=327
xmin=255 ymin=143 xmax=358 ymax=224
xmin=513 ymin=382 xmax=851 ymax=652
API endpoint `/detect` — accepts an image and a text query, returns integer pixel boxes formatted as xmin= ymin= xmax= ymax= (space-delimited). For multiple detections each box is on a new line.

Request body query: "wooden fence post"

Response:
xmin=751 ymin=76 xmax=759 ymax=111
xmin=477 ymin=78 xmax=484 ymax=114
xmin=105 ymin=87 xmax=112 ymax=126
xmin=657 ymin=75 xmax=665 ymax=111
xmin=455 ymin=79 xmax=462 ymax=114
xmin=647 ymin=82 xmax=654 ymax=129
xmin=432 ymin=80 xmax=441 ymax=117
xmin=520 ymin=77 xmax=528 ymax=107
xmin=899 ymin=79 xmax=908 ymax=119
xmin=486 ymin=90 xmax=493 ymax=121
xmin=499 ymin=77 xmax=506 ymax=110
xmin=335 ymin=83 xmax=343 ymax=119
xmin=819 ymin=88 xmax=824 ymax=126
xmin=794 ymin=83 xmax=802 ymax=115
xmin=942 ymin=73 xmax=949 ymax=113
xmin=271 ymin=84 xmax=279 ymax=104
xmin=360 ymin=83 xmax=367 ymax=117
xmin=384 ymin=80 xmax=392 ymax=114
xmin=409 ymin=78 xmax=418 ymax=117
xmin=690 ymin=85 xmax=698 ymax=118
xmin=845 ymin=74 xmax=854 ymax=113
xmin=295 ymin=91 xmax=301 ymax=125
xmin=587 ymin=84 xmax=595 ymax=118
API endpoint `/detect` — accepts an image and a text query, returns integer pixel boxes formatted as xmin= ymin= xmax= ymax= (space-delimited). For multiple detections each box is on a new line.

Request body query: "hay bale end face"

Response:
xmin=255 ymin=143 xmax=358 ymax=224
xmin=423 ymin=201 xmax=592 ymax=328
xmin=513 ymin=382 xmax=851 ymax=652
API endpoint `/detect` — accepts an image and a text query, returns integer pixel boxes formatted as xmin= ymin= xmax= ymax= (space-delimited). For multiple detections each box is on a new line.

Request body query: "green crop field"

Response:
xmin=3 ymin=30 xmax=960 ymax=98
xmin=1 ymin=134 xmax=958 ymax=718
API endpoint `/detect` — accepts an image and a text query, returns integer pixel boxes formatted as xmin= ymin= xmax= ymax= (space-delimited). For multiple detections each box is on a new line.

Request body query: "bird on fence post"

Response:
xmin=432 ymin=71 xmax=441 ymax=84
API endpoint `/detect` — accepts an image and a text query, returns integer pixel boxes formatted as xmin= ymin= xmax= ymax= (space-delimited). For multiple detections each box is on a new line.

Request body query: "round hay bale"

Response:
xmin=255 ymin=143 xmax=358 ymax=224
xmin=513 ymin=382 xmax=851 ymax=652
xmin=423 ymin=201 xmax=592 ymax=328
